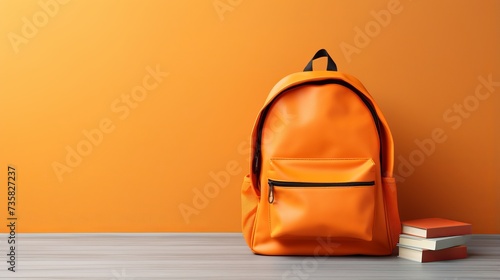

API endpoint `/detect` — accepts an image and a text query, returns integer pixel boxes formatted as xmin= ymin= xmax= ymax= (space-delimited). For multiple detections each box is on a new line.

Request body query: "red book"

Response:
xmin=402 ymin=218 xmax=472 ymax=238
xmin=398 ymin=245 xmax=468 ymax=263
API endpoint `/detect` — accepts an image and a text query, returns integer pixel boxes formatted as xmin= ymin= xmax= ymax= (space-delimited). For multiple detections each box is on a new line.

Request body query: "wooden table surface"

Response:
xmin=0 ymin=233 xmax=498 ymax=279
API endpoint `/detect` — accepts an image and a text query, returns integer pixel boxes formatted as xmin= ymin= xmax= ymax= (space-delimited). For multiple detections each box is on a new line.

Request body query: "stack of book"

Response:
xmin=397 ymin=218 xmax=472 ymax=263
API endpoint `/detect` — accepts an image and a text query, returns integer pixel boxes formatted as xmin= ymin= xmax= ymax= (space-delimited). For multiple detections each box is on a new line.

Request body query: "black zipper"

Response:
xmin=253 ymin=79 xmax=382 ymax=190
xmin=268 ymin=179 xmax=375 ymax=203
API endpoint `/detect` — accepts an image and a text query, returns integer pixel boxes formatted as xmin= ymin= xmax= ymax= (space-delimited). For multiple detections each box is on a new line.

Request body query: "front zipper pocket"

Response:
xmin=267 ymin=158 xmax=376 ymax=240
xmin=268 ymin=180 xmax=375 ymax=203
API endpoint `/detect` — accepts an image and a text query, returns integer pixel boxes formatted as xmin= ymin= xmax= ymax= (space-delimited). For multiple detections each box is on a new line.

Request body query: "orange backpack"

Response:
xmin=241 ymin=49 xmax=401 ymax=255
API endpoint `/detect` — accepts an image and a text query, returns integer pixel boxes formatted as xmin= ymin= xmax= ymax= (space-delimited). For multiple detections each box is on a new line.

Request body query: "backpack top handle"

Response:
xmin=303 ymin=49 xmax=338 ymax=72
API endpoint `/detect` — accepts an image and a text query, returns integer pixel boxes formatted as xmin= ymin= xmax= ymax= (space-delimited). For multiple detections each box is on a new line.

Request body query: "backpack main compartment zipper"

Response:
xmin=268 ymin=179 xmax=375 ymax=203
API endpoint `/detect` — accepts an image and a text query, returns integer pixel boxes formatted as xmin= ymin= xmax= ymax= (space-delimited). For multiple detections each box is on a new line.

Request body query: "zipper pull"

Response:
xmin=268 ymin=181 xmax=274 ymax=204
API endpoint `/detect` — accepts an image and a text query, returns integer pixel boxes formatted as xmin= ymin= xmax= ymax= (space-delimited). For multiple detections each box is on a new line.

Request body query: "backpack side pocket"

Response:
xmin=382 ymin=177 xmax=402 ymax=250
xmin=241 ymin=174 xmax=259 ymax=249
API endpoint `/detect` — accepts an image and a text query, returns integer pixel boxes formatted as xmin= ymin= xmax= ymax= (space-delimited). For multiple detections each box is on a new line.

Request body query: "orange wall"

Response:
xmin=0 ymin=0 xmax=498 ymax=233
